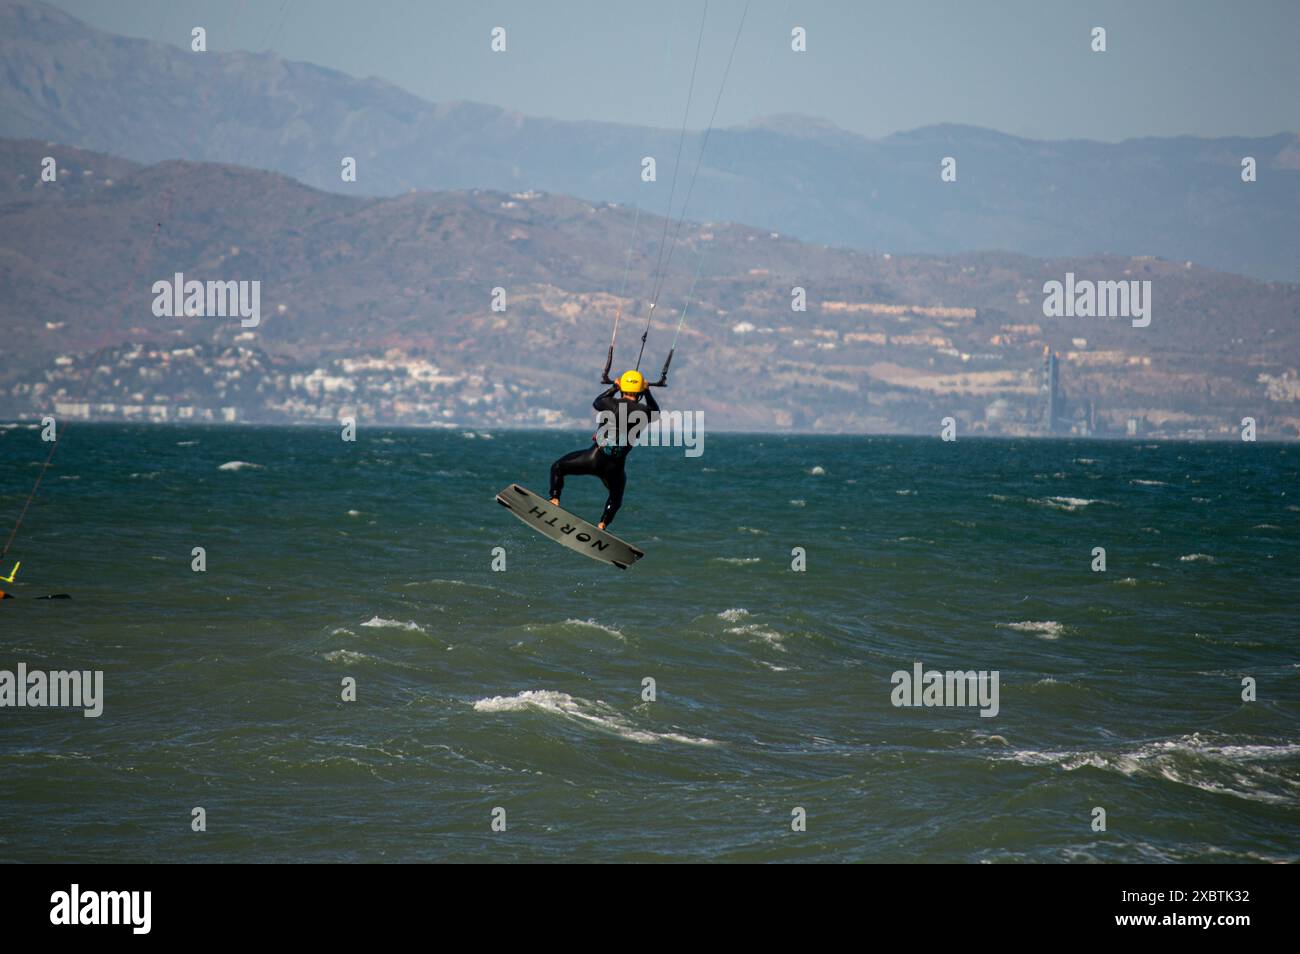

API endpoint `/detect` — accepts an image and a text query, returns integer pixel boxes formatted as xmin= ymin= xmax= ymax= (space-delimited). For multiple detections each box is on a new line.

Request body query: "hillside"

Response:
xmin=2 ymin=141 xmax=1298 ymax=438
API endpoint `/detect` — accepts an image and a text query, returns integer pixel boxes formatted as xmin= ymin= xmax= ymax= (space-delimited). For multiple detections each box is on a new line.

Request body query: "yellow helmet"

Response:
xmin=617 ymin=370 xmax=646 ymax=394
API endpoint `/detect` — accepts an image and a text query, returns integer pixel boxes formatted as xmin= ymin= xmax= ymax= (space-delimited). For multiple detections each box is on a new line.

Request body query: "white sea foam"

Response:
xmin=1131 ymin=479 xmax=1168 ymax=486
xmin=560 ymin=618 xmax=626 ymax=640
xmin=726 ymin=623 xmax=786 ymax=650
xmin=324 ymin=649 xmax=369 ymax=664
xmin=998 ymin=620 xmax=1067 ymax=640
xmin=809 ymin=465 xmax=826 ymax=475
xmin=471 ymin=690 xmax=717 ymax=746
xmin=1032 ymin=496 xmax=1101 ymax=512
xmin=717 ymin=608 xmax=750 ymax=622
xmin=360 ymin=616 xmax=427 ymax=633
xmin=218 ymin=460 xmax=262 ymax=471
xmin=789 ymin=499 xmax=806 ymax=507
xmin=176 ymin=440 xmax=198 ymax=446
xmin=1179 ymin=553 xmax=1216 ymax=563
xmin=994 ymin=734 xmax=1300 ymax=805
xmin=713 ymin=556 xmax=761 ymax=565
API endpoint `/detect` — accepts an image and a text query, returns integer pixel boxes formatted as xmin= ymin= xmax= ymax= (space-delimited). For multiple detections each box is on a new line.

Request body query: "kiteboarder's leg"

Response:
xmin=549 ymin=445 xmax=601 ymax=505
xmin=597 ymin=466 xmax=627 ymax=530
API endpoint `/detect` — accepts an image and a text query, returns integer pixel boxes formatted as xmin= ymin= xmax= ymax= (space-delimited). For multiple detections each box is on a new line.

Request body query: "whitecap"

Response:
xmin=726 ymin=623 xmax=786 ymax=650
xmin=559 ymin=618 xmax=626 ymax=640
xmin=997 ymin=620 xmax=1067 ymax=640
xmin=992 ymin=734 xmax=1300 ymax=805
xmin=1033 ymin=495 xmax=1101 ymax=511
xmin=324 ymin=649 xmax=370 ymax=664
xmin=360 ymin=616 xmax=427 ymax=633
xmin=218 ymin=460 xmax=262 ymax=471
xmin=471 ymin=690 xmax=717 ymax=746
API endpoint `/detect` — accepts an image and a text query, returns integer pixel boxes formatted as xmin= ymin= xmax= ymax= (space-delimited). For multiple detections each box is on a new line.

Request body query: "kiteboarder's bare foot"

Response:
xmin=550 ymin=497 xmax=560 ymax=506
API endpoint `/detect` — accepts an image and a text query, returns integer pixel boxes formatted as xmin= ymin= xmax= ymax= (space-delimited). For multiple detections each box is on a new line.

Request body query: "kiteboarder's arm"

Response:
xmin=593 ymin=385 xmax=619 ymax=413
xmin=643 ymin=387 xmax=660 ymax=423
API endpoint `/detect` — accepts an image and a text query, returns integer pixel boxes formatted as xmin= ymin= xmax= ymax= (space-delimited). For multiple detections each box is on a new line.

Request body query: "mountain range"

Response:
xmin=3 ymin=0 xmax=1299 ymax=281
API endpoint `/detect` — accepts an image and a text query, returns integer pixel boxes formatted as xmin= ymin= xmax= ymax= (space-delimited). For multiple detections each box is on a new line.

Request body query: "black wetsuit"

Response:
xmin=549 ymin=386 xmax=660 ymax=527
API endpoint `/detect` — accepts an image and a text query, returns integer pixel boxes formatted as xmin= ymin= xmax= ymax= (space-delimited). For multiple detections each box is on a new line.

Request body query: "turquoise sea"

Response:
xmin=1 ymin=424 xmax=1297 ymax=862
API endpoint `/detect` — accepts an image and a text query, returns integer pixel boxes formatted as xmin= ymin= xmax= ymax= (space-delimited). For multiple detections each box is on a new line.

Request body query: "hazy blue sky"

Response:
xmin=49 ymin=0 xmax=1300 ymax=142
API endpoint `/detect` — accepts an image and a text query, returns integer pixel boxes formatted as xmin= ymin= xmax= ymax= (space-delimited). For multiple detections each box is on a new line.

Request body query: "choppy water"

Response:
xmin=1 ymin=424 xmax=1297 ymax=862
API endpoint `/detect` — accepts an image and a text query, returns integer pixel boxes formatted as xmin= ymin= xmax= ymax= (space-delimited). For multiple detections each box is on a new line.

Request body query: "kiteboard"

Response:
xmin=495 ymin=484 xmax=645 ymax=570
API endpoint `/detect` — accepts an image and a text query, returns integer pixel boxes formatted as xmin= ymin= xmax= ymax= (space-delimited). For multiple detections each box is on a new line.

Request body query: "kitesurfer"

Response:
xmin=549 ymin=370 xmax=659 ymax=529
